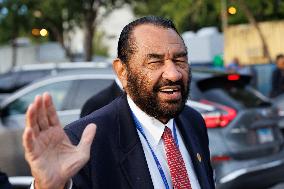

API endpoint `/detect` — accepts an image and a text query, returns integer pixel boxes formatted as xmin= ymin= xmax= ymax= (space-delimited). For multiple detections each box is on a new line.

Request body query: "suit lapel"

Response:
xmin=116 ymin=95 xmax=154 ymax=189
xmin=176 ymin=113 xmax=211 ymax=189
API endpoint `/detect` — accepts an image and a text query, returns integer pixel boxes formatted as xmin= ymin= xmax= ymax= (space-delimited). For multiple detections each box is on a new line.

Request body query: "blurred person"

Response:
xmin=226 ymin=57 xmax=253 ymax=75
xmin=80 ymin=79 xmax=123 ymax=118
xmin=226 ymin=57 xmax=241 ymax=73
xmin=270 ymin=54 xmax=284 ymax=98
xmin=23 ymin=16 xmax=214 ymax=189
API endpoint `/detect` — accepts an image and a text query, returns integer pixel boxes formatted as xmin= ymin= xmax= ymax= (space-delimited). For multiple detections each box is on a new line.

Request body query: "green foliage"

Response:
xmin=0 ymin=0 xmax=36 ymax=43
xmin=228 ymin=0 xmax=284 ymax=25
xmin=132 ymin=0 xmax=221 ymax=32
xmin=0 ymin=0 xmax=129 ymax=58
xmin=132 ymin=0 xmax=284 ymax=32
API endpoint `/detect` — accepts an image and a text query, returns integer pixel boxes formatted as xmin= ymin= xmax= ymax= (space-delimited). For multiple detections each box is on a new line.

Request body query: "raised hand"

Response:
xmin=22 ymin=92 xmax=96 ymax=189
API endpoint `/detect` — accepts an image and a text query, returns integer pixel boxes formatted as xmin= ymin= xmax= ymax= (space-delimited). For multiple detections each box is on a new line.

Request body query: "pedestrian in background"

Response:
xmin=270 ymin=54 xmax=284 ymax=98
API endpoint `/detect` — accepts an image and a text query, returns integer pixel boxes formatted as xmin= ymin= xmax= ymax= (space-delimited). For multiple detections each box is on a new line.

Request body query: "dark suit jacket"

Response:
xmin=65 ymin=95 xmax=215 ymax=189
xmin=271 ymin=68 xmax=284 ymax=97
xmin=80 ymin=81 xmax=123 ymax=118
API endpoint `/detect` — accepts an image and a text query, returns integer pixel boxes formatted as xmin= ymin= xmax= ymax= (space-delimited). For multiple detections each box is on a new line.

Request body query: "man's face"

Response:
xmin=277 ymin=57 xmax=284 ymax=70
xmin=124 ymin=24 xmax=190 ymax=123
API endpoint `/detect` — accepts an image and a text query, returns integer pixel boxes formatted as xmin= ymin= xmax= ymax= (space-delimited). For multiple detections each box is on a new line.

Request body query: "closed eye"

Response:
xmin=174 ymin=58 xmax=187 ymax=63
xmin=149 ymin=60 xmax=163 ymax=64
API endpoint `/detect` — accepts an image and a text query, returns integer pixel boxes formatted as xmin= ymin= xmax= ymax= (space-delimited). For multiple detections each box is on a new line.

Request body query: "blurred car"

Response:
xmin=0 ymin=62 xmax=111 ymax=101
xmin=271 ymin=93 xmax=284 ymax=136
xmin=190 ymin=69 xmax=284 ymax=189
xmin=0 ymin=70 xmax=115 ymax=177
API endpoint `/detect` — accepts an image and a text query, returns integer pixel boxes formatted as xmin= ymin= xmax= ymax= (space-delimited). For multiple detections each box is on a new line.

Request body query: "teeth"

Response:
xmin=162 ymin=89 xmax=174 ymax=92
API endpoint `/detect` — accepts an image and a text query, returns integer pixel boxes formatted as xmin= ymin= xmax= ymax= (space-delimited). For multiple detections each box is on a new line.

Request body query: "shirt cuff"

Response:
xmin=30 ymin=179 xmax=73 ymax=189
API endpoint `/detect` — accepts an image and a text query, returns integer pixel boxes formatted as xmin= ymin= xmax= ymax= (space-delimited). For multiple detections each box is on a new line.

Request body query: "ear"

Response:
xmin=113 ymin=58 xmax=128 ymax=90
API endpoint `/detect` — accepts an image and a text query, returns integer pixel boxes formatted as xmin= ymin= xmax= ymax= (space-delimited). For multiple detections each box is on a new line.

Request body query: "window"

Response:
xmin=70 ymin=79 xmax=114 ymax=109
xmin=203 ymin=86 xmax=270 ymax=110
xmin=5 ymin=80 xmax=73 ymax=116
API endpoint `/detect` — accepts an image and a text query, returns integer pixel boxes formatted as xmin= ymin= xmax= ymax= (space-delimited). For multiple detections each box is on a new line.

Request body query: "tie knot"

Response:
xmin=162 ymin=126 xmax=173 ymax=139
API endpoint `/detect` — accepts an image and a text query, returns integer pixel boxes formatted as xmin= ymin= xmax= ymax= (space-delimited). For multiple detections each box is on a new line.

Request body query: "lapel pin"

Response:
xmin=197 ymin=153 xmax=202 ymax=162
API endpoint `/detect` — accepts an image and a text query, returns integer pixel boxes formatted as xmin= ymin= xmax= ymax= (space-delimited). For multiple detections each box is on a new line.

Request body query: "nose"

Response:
xmin=162 ymin=60 xmax=182 ymax=82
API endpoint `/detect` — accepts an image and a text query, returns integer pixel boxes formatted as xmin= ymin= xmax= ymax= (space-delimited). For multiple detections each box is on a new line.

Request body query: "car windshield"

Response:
xmin=202 ymin=85 xmax=271 ymax=109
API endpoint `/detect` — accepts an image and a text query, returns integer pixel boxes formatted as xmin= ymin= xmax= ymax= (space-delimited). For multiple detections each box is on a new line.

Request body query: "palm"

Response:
xmin=23 ymin=93 xmax=96 ymax=189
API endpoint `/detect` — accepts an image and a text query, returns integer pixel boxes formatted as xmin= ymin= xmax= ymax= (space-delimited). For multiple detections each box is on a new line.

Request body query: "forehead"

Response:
xmin=132 ymin=24 xmax=186 ymax=54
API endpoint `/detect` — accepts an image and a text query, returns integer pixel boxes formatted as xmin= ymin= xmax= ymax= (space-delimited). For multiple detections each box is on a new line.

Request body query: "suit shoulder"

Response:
xmin=183 ymin=105 xmax=204 ymax=122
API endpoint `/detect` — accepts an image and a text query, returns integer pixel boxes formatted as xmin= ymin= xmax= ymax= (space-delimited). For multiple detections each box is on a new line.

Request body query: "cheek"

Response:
xmin=179 ymin=67 xmax=190 ymax=82
xmin=143 ymin=70 xmax=163 ymax=88
xmin=141 ymin=72 xmax=155 ymax=90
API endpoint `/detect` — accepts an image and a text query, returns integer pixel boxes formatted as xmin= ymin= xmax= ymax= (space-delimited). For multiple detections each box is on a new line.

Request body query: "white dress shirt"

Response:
xmin=127 ymin=96 xmax=200 ymax=189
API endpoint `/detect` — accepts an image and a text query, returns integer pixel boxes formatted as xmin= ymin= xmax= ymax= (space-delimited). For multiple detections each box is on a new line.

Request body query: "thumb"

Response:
xmin=78 ymin=123 xmax=97 ymax=154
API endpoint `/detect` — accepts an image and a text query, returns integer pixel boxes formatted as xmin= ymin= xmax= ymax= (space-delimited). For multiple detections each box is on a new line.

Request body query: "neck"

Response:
xmin=127 ymin=95 xmax=171 ymax=125
xmin=158 ymin=117 xmax=170 ymax=124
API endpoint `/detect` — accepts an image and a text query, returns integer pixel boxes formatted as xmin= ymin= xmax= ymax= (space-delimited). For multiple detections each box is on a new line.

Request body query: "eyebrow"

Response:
xmin=146 ymin=53 xmax=164 ymax=59
xmin=146 ymin=51 xmax=188 ymax=60
xmin=173 ymin=51 xmax=188 ymax=59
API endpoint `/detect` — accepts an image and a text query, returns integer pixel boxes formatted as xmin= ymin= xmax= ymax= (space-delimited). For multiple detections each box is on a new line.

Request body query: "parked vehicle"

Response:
xmin=191 ymin=69 xmax=284 ymax=189
xmin=0 ymin=70 xmax=115 ymax=177
xmin=271 ymin=93 xmax=284 ymax=137
xmin=0 ymin=62 xmax=111 ymax=101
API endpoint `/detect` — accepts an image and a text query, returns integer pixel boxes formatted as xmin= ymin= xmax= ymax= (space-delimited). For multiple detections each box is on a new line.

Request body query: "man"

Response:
xmin=80 ymin=80 xmax=123 ymax=118
xmin=23 ymin=16 xmax=214 ymax=189
xmin=270 ymin=54 xmax=284 ymax=97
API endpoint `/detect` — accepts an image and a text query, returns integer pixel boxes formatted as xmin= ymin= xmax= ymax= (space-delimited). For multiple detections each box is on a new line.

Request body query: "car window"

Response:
xmin=4 ymin=80 xmax=73 ymax=116
xmin=203 ymin=86 xmax=270 ymax=109
xmin=68 ymin=79 xmax=114 ymax=109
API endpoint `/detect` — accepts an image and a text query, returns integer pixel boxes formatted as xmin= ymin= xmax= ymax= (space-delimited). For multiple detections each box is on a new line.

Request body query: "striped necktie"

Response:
xmin=162 ymin=126 xmax=192 ymax=189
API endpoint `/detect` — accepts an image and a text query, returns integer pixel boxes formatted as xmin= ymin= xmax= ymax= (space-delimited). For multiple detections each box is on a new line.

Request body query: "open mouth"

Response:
xmin=159 ymin=86 xmax=181 ymax=94
xmin=158 ymin=86 xmax=182 ymax=101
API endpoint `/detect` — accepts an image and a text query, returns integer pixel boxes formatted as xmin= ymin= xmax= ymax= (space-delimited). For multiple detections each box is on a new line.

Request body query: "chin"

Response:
xmin=158 ymin=102 xmax=184 ymax=118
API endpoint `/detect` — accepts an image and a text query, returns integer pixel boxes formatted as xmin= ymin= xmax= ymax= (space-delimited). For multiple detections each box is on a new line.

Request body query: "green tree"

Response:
xmin=0 ymin=0 xmax=130 ymax=62
xmin=227 ymin=0 xmax=284 ymax=25
xmin=0 ymin=0 xmax=36 ymax=68
xmin=33 ymin=0 xmax=130 ymax=61
xmin=132 ymin=0 xmax=221 ymax=32
xmin=226 ymin=0 xmax=284 ymax=62
xmin=132 ymin=0 xmax=284 ymax=33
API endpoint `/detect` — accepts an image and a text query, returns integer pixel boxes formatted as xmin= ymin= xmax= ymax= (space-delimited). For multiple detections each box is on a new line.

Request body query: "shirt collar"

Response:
xmin=127 ymin=95 xmax=174 ymax=147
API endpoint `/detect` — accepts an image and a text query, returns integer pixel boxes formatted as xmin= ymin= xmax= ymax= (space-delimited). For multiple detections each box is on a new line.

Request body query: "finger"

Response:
xmin=34 ymin=95 xmax=49 ymax=131
xmin=43 ymin=92 xmax=60 ymax=127
xmin=26 ymin=103 xmax=40 ymax=137
xmin=78 ymin=123 xmax=97 ymax=157
xmin=22 ymin=127 xmax=34 ymax=153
